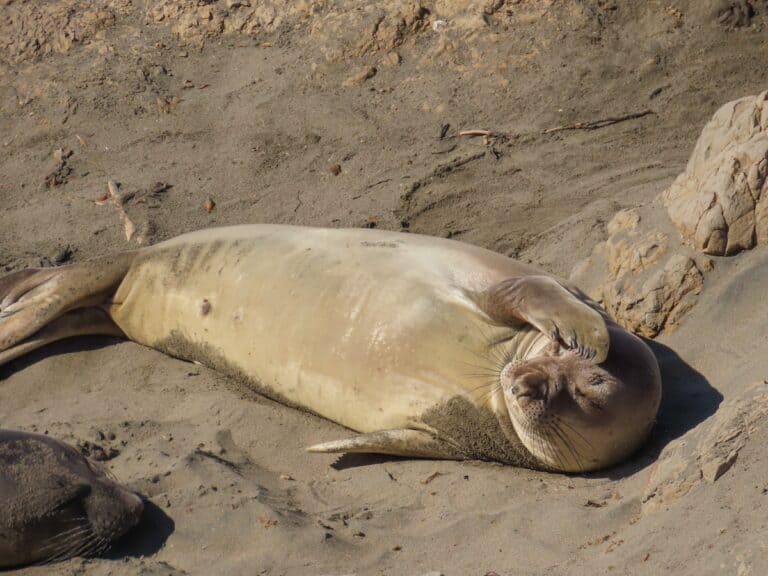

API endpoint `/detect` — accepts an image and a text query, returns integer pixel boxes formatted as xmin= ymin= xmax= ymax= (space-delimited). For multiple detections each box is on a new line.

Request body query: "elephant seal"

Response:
xmin=0 ymin=225 xmax=661 ymax=472
xmin=0 ymin=429 xmax=144 ymax=568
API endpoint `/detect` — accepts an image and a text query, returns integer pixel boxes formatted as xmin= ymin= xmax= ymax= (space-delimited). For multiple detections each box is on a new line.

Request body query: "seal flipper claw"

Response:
xmin=479 ymin=275 xmax=610 ymax=364
xmin=306 ymin=429 xmax=464 ymax=460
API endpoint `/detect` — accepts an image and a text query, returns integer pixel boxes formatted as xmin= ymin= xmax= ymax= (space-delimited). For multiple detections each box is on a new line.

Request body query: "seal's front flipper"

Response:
xmin=0 ymin=252 xmax=136 ymax=358
xmin=0 ymin=308 xmax=124 ymax=368
xmin=306 ymin=429 xmax=464 ymax=460
xmin=480 ymin=275 xmax=610 ymax=363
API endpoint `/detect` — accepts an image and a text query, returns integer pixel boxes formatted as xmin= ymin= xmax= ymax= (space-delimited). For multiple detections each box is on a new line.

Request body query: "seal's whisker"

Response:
xmin=556 ymin=418 xmax=594 ymax=452
xmin=549 ymin=425 xmax=579 ymax=466
xmin=528 ymin=424 xmax=564 ymax=472
xmin=58 ymin=529 xmax=98 ymax=561
xmin=550 ymin=423 xmax=583 ymax=472
xmin=41 ymin=534 xmax=90 ymax=562
xmin=42 ymin=533 xmax=92 ymax=564
xmin=543 ymin=428 xmax=567 ymax=472
xmin=95 ymin=536 xmax=112 ymax=557
xmin=461 ymin=370 xmax=501 ymax=384
xmin=536 ymin=432 xmax=563 ymax=470
xmin=60 ymin=515 xmax=89 ymax=525
xmin=460 ymin=376 xmax=495 ymax=395
xmin=475 ymin=382 xmax=502 ymax=406
xmin=39 ymin=524 xmax=90 ymax=552
xmin=79 ymin=533 xmax=108 ymax=559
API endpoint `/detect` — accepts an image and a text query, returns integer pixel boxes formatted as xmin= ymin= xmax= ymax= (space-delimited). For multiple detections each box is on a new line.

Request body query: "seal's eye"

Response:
xmin=573 ymin=385 xmax=604 ymax=411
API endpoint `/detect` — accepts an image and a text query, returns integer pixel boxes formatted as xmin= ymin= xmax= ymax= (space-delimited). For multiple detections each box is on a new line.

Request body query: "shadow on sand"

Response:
xmin=330 ymin=452 xmax=411 ymax=471
xmin=1 ymin=335 xmax=722 ymax=480
xmin=0 ymin=336 xmax=124 ymax=379
xmin=106 ymin=499 xmax=175 ymax=561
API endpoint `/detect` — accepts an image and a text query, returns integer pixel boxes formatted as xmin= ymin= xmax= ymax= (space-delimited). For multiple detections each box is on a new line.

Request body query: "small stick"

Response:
xmin=542 ymin=109 xmax=654 ymax=134
xmin=459 ymin=129 xmax=495 ymax=137
xmin=106 ymin=179 xmax=137 ymax=242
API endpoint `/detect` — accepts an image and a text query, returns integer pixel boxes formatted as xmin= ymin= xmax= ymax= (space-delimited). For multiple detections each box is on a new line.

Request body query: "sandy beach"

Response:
xmin=2 ymin=1 xmax=768 ymax=575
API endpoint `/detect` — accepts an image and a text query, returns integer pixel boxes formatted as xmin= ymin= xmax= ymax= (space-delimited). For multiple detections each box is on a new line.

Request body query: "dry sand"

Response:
xmin=1 ymin=1 xmax=768 ymax=575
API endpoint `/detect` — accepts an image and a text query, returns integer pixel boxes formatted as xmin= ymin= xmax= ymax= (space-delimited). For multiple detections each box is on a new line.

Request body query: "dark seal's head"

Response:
xmin=0 ymin=430 xmax=144 ymax=569
xmin=500 ymin=326 xmax=662 ymax=472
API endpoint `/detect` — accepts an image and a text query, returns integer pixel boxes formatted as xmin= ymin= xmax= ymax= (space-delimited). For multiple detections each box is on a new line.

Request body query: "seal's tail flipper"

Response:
xmin=0 ymin=308 xmax=124 ymax=367
xmin=0 ymin=252 xmax=136 ymax=366
xmin=306 ymin=429 xmax=464 ymax=460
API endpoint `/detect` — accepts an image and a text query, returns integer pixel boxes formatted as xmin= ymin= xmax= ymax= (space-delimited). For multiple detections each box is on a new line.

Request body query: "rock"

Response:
xmin=382 ymin=51 xmax=402 ymax=66
xmin=664 ymin=91 xmax=768 ymax=256
xmin=642 ymin=383 xmax=768 ymax=514
xmin=701 ymin=450 xmax=739 ymax=483
xmin=342 ymin=66 xmax=377 ymax=87
xmin=571 ymin=202 xmax=712 ymax=337
xmin=574 ymin=91 xmax=768 ymax=335
xmin=1 ymin=2 xmax=118 ymax=64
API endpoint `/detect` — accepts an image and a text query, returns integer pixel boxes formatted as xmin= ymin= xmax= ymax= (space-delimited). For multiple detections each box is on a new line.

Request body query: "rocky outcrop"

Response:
xmin=642 ymin=382 xmax=768 ymax=515
xmin=573 ymin=91 xmax=768 ymax=337
xmin=571 ymin=203 xmax=712 ymax=338
xmin=0 ymin=1 xmax=129 ymax=64
xmin=664 ymin=91 xmax=768 ymax=256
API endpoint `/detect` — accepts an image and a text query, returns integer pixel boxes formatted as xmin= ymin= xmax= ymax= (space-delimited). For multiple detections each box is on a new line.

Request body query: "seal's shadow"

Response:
xmin=0 ymin=336 xmax=122 ymax=379
xmin=330 ymin=453 xmax=409 ymax=471
xmin=106 ymin=499 xmax=175 ymax=560
xmin=1 ymin=337 xmax=720 ymax=482
xmin=598 ymin=339 xmax=722 ymax=480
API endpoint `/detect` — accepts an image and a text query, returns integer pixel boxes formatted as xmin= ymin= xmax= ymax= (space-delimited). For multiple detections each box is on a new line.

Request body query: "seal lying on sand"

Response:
xmin=0 ymin=225 xmax=661 ymax=472
xmin=0 ymin=429 xmax=144 ymax=568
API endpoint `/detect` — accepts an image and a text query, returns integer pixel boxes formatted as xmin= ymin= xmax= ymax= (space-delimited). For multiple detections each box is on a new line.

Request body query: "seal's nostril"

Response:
xmin=515 ymin=372 xmax=548 ymax=400
xmin=517 ymin=388 xmax=544 ymax=400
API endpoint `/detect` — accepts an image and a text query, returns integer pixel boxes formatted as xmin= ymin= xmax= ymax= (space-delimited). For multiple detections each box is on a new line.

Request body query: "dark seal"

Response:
xmin=0 ymin=430 xmax=144 ymax=568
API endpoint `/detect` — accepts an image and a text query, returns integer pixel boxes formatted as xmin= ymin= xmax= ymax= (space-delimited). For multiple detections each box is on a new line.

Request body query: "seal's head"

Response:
xmin=500 ymin=326 xmax=662 ymax=472
xmin=0 ymin=430 xmax=144 ymax=568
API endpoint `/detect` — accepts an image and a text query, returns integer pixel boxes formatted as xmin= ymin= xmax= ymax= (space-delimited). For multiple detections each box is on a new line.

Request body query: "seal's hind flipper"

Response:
xmin=0 ymin=308 xmax=124 ymax=367
xmin=0 ymin=268 xmax=44 ymax=303
xmin=306 ymin=429 xmax=464 ymax=460
xmin=0 ymin=252 xmax=136 ymax=360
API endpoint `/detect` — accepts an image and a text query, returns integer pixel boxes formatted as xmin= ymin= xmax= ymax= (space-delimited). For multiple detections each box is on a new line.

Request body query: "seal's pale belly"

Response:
xmin=109 ymin=225 xmax=547 ymax=432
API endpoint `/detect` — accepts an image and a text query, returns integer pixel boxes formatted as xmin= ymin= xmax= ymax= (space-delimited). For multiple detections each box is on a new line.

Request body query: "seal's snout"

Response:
xmin=125 ymin=490 xmax=145 ymax=526
xmin=513 ymin=371 xmax=548 ymax=407
xmin=86 ymin=482 xmax=144 ymax=540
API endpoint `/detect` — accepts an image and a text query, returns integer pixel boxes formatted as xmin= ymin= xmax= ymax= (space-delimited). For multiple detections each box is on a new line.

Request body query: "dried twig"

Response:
xmin=542 ymin=109 xmax=654 ymax=134
xmin=106 ymin=179 xmax=137 ymax=242
xmin=420 ymin=471 xmax=443 ymax=484
xmin=459 ymin=129 xmax=496 ymax=138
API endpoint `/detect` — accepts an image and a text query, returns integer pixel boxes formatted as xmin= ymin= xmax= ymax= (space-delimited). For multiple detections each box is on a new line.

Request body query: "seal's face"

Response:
xmin=500 ymin=337 xmax=661 ymax=472
xmin=0 ymin=432 xmax=144 ymax=568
